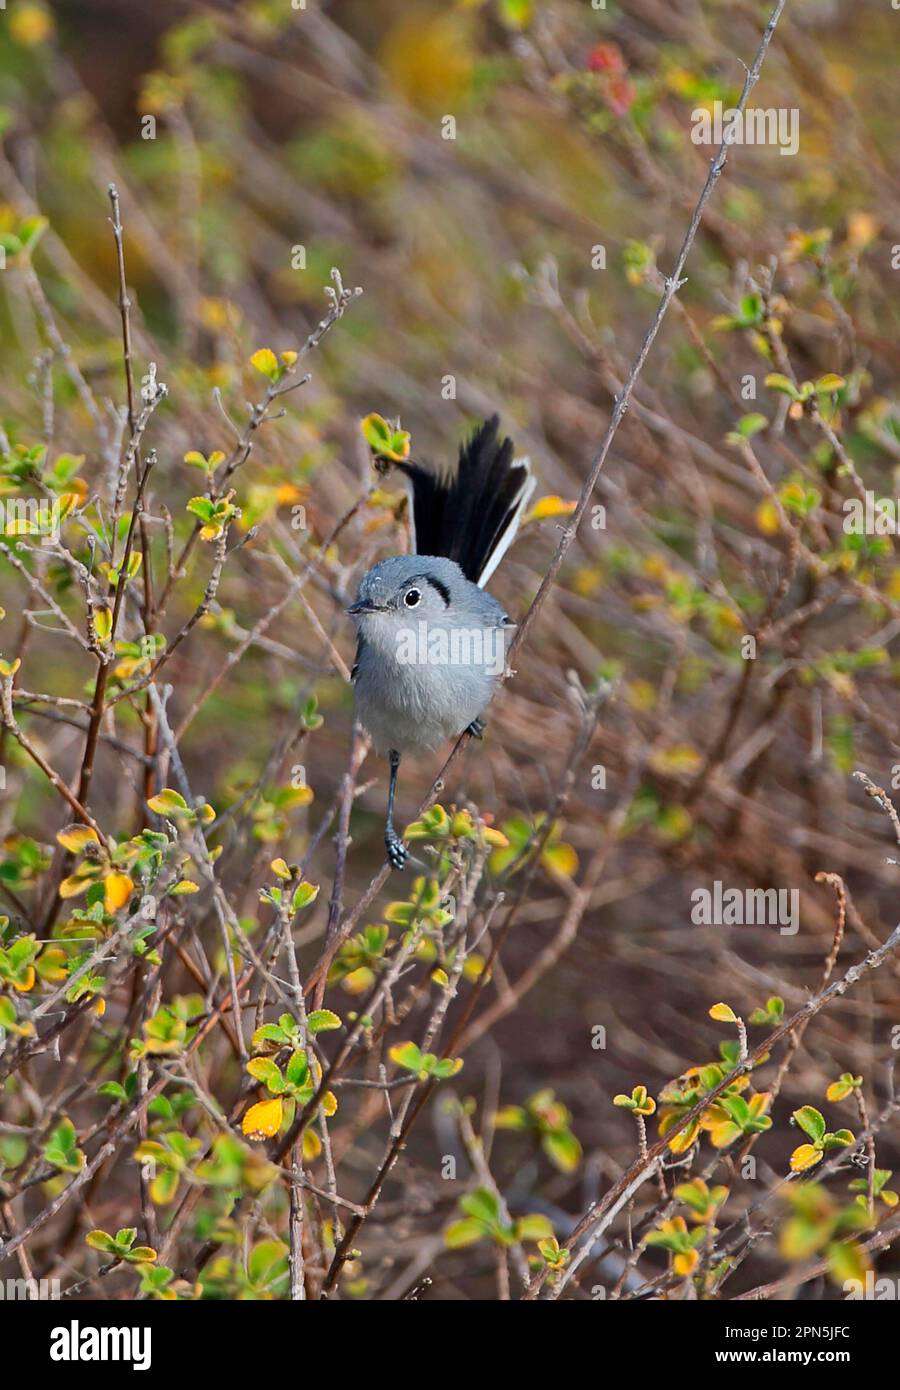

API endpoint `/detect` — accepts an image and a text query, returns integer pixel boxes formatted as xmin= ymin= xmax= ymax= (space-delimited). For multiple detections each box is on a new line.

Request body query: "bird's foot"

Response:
xmin=385 ymin=832 xmax=408 ymax=870
xmin=466 ymin=717 xmax=486 ymax=740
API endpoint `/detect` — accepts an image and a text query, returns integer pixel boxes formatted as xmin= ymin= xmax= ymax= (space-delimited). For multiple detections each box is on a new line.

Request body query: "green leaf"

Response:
xmin=146 ymin=788 xmax=190 ymax=817
xmin=184 ymin=496 xmax=216 ymax=524
xmin=123 ymin=1246 xmax=158 ymax=1264
xmin=541 ymin=1129 xmax=582 ymax=1174
xmin=444 ymin=1217 xmax=486 ymax=1249
xmin=307 ymin=1008 xmax=341 ymax=1035
xmin=360 ymin=412 xmax=411 ymax=463
xmin=460 ymin=1187 xmax=501 ymax=1225
xmin=793 ymin=1106 xmax=826 ymax=1144
xmin=736 ymin=413 xmax=768 ymax=439
xmin=516 ymin=1212 xmax=554 ymax=1242
xmin=150 ymin=1168 xmax=179 ymax=1205
xmin=247 ymin=1056 xmax=285 ymax=1092
xmin=431 ymin=1056 xmax=463 ymax=1079
xmin=720 ymin=1094 xmax=751 ymax=1128
xmin=291 ymin=881 xmax=319 ymax=913
xmin=493 ymin=1105 xmax=527 ymax=1130
xmin=247 ymin=1239 xmax=289 ymax=1291
xmin=85 ymin=1230 xmax=119 ymax=1255
xmin=183 ymin=450 xmax=212 ymax=471
xmin=389 ymin=1041 xmax=423 ymax=1073
xmin=499 ymin=0 xmax=533 ymax=28
xmin=284 ymin=1050 xmax=310 ymax=1088
xmin=98 ymin=1081 xmax=128 ymax=1102
xmin=44 ymin=1118 xmax=83 ymax=1173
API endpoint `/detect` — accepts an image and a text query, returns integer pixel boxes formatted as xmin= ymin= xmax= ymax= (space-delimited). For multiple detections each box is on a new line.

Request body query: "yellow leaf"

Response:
xmin=626 ymin=679 xmax=656 ymax=711
xmin=94 ymin=607 xmax=113 ymax=642
xmin=673 ymin=1248 xmax=700 ymax=1276
xmin=56 ymin=825 xmax=100 ymax=854
xmin=755 ymin=498 xmax=781 ymax=535
xmin=709 ymin=1003 xmax=737 ymax=1023
xmin=242 ymin=1097 xmax=284 ymax=1141
xmin=104 ymin=873 xmax=134 ymax=913
xmin=275 ymin=483 xmax=304 ymax=505
xmin=10 ymin=4 xmax=54 ymax=47
xmin=482 ymin=827 xmax=510 ymax=848
xmin=199 ymin=297 xmax=233 ymax=331
xmin=790 ymin=1143 xmax=823 ymax=1173
xmin=541 ymin=841 xmax=579 ymax=878
xmin=57 ymin=492 xmax=83 ymax=520
xmin=59 ymin=874 xmax=91 ymax=899
xmin=249 ymin=347 xmax=279 ymax=380
xmin=524 ymin=495 xmax=578 ymax=525
xmin=342 ymin=967 xmax=374 ymax=994
xmin=37 ymin=947 xmax=68 ymax=983
xmin=664 ymin=1118 xmax=700 ymax=1155
xmin=380 ymin=13 xmax=474 ymax=116
xmin=847 ymin=211 xmax=879 ymax=250
xmin=650 ymin=745 xmax=702 ymax=775
xmin=302 ymin=1128 xmax=322 ymax=1161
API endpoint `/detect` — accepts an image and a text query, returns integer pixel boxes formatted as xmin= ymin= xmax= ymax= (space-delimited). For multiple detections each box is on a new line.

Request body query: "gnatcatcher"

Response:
xmin=348 ymin=415 xmax=535 ymax=868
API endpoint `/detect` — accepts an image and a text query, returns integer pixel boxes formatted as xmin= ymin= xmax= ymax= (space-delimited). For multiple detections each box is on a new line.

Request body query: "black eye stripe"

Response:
xmin=402 ymin=573 xmax=451 ymax=606
xmin=420 ymin=575 xmax=450 ymax=606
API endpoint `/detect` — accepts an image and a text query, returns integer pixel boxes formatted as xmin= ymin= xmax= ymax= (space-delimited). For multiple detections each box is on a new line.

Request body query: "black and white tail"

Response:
xmin=397 ymin=415 xmax=535 ymax=587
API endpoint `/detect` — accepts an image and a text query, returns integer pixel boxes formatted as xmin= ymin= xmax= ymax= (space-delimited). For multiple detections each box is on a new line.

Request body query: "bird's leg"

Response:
xmin=466 ymin=717 xmax=486 ymax=739
xmin=385 ymin=748 xmax=407 ymax=870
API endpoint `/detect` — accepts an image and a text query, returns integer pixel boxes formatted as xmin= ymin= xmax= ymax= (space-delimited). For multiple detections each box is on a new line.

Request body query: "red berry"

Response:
xmin=586 ymin=42 xmax=625 ymax=75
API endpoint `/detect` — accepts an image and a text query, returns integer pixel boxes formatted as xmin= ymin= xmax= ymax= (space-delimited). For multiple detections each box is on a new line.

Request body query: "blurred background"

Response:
xmin=1 ymin=0 xmax=900 ymax=1299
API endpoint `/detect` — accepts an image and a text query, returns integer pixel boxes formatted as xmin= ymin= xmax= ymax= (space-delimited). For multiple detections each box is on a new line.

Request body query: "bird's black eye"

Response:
xmin=403 ymin=587 xmax=421 ymax=608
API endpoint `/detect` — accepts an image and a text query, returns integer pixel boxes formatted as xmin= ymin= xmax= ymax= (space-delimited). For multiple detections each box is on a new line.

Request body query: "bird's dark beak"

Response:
xmin=347 ymin=599 xmax=380 ymax=615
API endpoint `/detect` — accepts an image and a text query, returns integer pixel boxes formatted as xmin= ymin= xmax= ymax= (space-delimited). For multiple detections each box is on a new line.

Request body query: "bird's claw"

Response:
xmin=386 ymin=834 xmax=408 ymax=870
xmin=466 ymin=717 xmax=486 ymax=740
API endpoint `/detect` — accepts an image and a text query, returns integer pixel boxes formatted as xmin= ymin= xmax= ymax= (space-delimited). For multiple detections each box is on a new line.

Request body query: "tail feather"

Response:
xmin=398 ymin=415 xmax=534 ymax=585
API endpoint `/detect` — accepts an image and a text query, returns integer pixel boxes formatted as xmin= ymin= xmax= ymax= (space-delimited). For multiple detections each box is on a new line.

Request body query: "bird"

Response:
xmin=348 ymin=415 xmax=535 ymax=869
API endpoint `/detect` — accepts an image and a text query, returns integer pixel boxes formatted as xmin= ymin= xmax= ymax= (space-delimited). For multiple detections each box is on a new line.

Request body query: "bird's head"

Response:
xmin=348 ymin=555 xmax=463 ymax=636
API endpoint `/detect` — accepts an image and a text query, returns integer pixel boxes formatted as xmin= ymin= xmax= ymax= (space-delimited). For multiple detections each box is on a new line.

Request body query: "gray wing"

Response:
xmin=351 ymin=630 xmax=366 ymax=683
